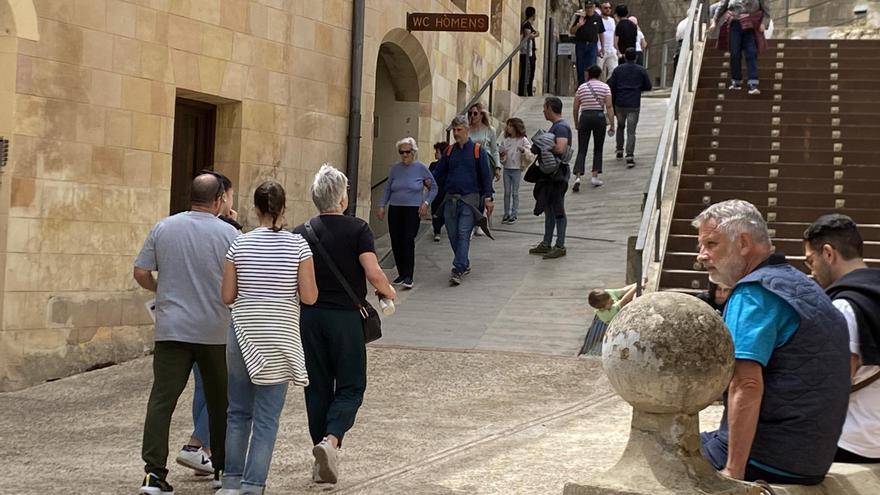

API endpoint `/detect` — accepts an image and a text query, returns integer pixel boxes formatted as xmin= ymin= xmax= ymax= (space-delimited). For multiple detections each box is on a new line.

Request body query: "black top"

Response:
xmin=521 ymin=20 xmax=536 ymax=56
xmin=615 ymin=18 xmax=638 ymax=51
xmin=572 ymin=13 xmax=604 ymax=43
xmin=826 ymin=268 xmax=880 ymax=365
xmin=293 ymin=215 xmax=375 ymax=310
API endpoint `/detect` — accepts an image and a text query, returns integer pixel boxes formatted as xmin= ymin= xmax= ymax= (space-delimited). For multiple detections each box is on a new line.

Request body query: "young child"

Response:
xmin=589 ymin=283 xmax=638 ymax=323
xmin=497 ymin=117 xmax=531 ymax=224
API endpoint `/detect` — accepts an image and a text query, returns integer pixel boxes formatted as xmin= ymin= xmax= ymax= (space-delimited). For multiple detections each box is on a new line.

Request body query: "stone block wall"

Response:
xmin=0 ymin=0 xmax=545 ymax=391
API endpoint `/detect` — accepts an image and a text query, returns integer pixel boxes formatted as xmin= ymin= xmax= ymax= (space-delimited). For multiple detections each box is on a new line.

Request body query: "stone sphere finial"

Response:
xmin=602 ymin=291 xmax=734 ymax=414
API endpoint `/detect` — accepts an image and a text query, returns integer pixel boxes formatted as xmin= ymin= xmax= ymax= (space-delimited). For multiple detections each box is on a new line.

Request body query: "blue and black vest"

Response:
xmin=718 ymin=263 xmax=850 ymax=478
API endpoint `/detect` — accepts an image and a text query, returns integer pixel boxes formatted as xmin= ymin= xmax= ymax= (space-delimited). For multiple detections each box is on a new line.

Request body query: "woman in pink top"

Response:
xmin=572 ymin=65 xmax=615 ymax=190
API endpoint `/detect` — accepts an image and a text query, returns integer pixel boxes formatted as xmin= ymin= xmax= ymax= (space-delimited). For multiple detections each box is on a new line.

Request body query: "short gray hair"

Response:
xmin=310 ymin=164 xmax=348 ymax=213
xmin=450 ymin=114 xmax=468 ymax=128
xmin=395 ymin=136 xmax=418 ymax=152
xmin=691 ymin=199 xmax=770 ymax=244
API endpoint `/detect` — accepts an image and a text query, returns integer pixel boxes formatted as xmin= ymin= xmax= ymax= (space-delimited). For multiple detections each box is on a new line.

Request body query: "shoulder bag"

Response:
xmin=303 ymin=220 xmax=382 ymax=344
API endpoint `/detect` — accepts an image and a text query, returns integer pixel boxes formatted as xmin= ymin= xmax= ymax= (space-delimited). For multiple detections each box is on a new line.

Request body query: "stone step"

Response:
xmin=666 ymin=234 xmax=880 ymax=258
xmin=661 ymin=251 xmax=880 ymax=274
xmin=687 ymin=135 xmax=877 ymax=151
xmin=679 ymin=174 xmax=880 ymax=194
xmin=691 ymin=110 xmax=878 ymax=125
xmin=684 ymin=147 xmax=880 ymax=165
xmin=677 ymin=188 xmax=878 ymax=209
xmin=673 ymin=202 xmax=880 ymax=223
xmin=698 ymin=78 xmax=880 ymax=90
xmin=682 ymin=162 xmax=880 ymax=180
xmin=694 ymin=89 xmax=880 ymax=103
xmin=668 ymin=218 xmax=880 ymax=237
xmin=689 ymin=123 xmax=880 ymax=139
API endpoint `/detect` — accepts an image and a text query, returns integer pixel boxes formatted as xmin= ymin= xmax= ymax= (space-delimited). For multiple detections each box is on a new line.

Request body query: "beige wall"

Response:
xmin=0 ymin=0 xmax=545 ymax=391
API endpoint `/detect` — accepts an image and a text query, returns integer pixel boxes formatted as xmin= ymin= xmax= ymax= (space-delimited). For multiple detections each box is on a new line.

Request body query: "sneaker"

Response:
xmin=175 ymin=445 xmax=213 ymax=475
xmin=543 ymin=246 xmax=567 ymax=259
xmin=212 ymin=469 xmax=222 ymax=489
xmin=529 ymin=242 xmax=551 ymax=255
xmin=501 ymin=215 xmax=510 ymax=224
xmin=433 ymin=233 xmax=441 ymax=242
xmin=474 ymin=228 xmax=483 ymax=237
xmin=507 ymin=216 xmax=516 ymax=224
xmin=616 ymin=150 xmax=624 ymax=159
xmin=402 ymin=278 xmax=414 ymax=289
xmin=313 ymin=439 xmax=339 ymax=484
xmin=572 ymin=180 xmax=581 ymax=193
xmin=462 ymin=267 xmax=472 ymax=276
xmin=729 ymin=82 xmax=742 ymax=90
xmin=748 ymin=85 xmax=761 ymax=95
xmin=591 ymin=177 xmax=604 ymax=187
xmin=449 ymin=270 xmax=463 ymax=286
xmin=626 ymin=156 xmax=635 ymax=168
xmin=139 ymin=473 xmax=174 ymax=495
xmin=392 ymin=275 xmax=405 ymax=286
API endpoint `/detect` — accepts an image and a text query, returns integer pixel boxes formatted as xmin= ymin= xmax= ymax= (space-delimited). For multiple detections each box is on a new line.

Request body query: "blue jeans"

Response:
xmin=700 ymin=431 xmax=824 ymax=485
xmin=575 ymin=41 xmax=599 ymax=85
xmin=543 ymin=201 xmax=567 ymax=248
xmin=728 ymin=21 xmax=759 ymax=86
xmin=223 ymin=326 xmax=290 ymax=494
xmin=502 ymin=169 xmax=521 ymax=218
xmin=191 ymin=364 xmax=210 ymax=449
xmin=444 ymin=198 xmax=476 ymax=274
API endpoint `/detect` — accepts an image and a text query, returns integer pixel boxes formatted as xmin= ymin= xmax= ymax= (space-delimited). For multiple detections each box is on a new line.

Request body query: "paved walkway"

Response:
xmin=379 ymin=96 xmax=669 ymax=355
xmin=0 ymin=95 xmax=675 ymax=494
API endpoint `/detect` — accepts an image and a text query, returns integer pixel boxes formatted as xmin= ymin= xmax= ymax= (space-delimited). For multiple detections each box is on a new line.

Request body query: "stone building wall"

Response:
xmin=0 ymin=0 xmax=545 ymax=391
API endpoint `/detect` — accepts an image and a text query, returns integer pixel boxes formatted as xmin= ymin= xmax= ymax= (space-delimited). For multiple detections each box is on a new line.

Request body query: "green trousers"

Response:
xmin=142 ymin=340 xmax=227 ymax=478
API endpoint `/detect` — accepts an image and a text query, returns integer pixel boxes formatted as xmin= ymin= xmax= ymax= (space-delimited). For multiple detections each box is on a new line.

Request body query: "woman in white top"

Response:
xmin=631 ymin=16 xmax=648 ymax=66
xmin=220 ymin=180 xmax=318 ymax=494
xmin=497 ymin=117 xmax=531 ymax=224
xmin=572 ymin=65 xmax=615 ymax=189
xmin=468 ymin=102 xmax=501 ymax=234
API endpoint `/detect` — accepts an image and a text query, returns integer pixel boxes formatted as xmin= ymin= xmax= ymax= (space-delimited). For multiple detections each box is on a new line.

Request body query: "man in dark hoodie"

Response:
xmin=804 ymin=214 xmax=880 ymax=463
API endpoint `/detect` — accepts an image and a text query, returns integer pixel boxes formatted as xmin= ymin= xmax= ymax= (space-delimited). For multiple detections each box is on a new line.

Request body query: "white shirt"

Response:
xmin=834 ymin=298 xmax=880 ymax=458
xmin=676 ymin=18 xmax=688 ymax=41
xmin=636 ymin=29 xmax=645 ymax=52
xmin=602 ymin=16 xmax=616 ymax=53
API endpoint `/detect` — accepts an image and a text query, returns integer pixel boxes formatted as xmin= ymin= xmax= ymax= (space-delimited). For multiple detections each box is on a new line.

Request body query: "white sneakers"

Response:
xmin=174 ymin=445 xmax=213 ymax=475
xmin=591 ymin=177 xmax=604 ymax=187
xmin=312 ymin=438 xmax=339 ymax=484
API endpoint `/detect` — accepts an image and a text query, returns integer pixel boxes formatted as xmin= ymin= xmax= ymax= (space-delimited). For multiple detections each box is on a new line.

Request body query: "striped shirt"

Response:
xmin=575 ymin=80 xmax=612 ymax=111
xmin=226 ymin=227 xmax=312 ymax=300
xmin=226 ymin=227 xmax=313 ymax=385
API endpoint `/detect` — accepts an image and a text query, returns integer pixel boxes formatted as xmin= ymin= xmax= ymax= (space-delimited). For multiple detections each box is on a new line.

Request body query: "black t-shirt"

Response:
xmin=293 ymin=215 xmax=375 ymax=310
xmin=572 ymin=13 xmax=604 ymax=43
xmin=615 ymin=19 xmax=638 ymax=52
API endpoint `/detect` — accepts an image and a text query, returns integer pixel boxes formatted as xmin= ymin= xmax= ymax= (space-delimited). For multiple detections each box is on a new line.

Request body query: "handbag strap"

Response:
xmin=585 ymin=81 xmax=604 ymax=109
xmin=851 ymin=368 xmax=880 ymax=394
xmin=303 ymin=220 xmax=367 ymax=315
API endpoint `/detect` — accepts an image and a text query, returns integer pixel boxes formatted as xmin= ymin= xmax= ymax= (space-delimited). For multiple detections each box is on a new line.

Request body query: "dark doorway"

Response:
xmin=170 ymin=98 xmax=217 ymax=214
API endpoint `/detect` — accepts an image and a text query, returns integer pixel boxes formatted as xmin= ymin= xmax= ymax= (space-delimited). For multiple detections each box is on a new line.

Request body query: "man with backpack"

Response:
xmin=431 ymin=114 xmax=495 ymax=286
xmin=525 ymin=97 xmax=573 ymax=260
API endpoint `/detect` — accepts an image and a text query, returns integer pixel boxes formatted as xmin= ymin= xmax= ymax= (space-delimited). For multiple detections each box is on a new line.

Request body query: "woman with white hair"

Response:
xmin=376 ymin=137 xmax=437 ymax=289
xmin=293 ymin=164 xmax=396 ymax=485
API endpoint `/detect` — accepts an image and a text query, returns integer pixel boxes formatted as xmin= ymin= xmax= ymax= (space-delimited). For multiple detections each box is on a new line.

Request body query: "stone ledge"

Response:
xmin=769 ymin=463 xmax=880 ymax=494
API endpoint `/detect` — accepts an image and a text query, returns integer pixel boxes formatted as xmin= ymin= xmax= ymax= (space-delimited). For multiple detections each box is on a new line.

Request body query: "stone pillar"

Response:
xmin=564 ymin=292 xmax=765 ymax=495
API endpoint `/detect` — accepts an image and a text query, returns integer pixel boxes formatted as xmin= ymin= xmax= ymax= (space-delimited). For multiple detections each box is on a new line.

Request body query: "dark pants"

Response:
xmin=615 ymin=106 xmax=640 ymax=158
xmin=701 ymin=431 xmax=825 ymax=485
xmin=518 ymin=54 xmax=536 ymax=96
xmin=142 ymin=340 xmax=228 ymax=478
xmin=574 ymin=110 xmax=607 ymax=176
xmin=543 ymin=201 xmax=567 ymax=248
xmin=575 ymin=41 xmax=598 ymax=85
xmin=835 ymin=447 xmax=880 ymax=464
xmin=729 ymin=20 xmax=759 ymax=85
xmin=301 ymin=306 xmax=366 ymax=447
xmin=388 ymin=205 xmax=421 ymax=280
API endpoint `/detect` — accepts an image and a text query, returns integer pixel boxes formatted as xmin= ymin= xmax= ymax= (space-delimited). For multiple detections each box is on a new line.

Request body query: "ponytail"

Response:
xmin=254 ymin=180 xmax=286 ymax=231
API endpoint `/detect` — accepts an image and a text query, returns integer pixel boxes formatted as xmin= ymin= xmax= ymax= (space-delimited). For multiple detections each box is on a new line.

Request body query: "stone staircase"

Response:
xmin=659 ymin=39 xmax=880 ymax=293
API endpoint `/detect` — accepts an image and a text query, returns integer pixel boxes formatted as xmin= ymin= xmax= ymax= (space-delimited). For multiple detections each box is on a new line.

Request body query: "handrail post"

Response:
xmin=655 ymin=182 xmax=662 ymax=262
xmin=636 ymin=250 xmax=644 ymax=296
xmin=661 ymin=44 xmax=668 ymax=88
xmin=489 ymin=81 xmax=494 ymax=113
xmin=508 ymin=60 xmax=513 ymax=92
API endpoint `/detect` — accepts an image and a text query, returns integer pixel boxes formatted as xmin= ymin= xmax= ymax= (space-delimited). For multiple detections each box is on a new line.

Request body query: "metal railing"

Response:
xmin=445 ymin=35 xmax=530 ymax=141
xmin=633 ymin=0 xmax=708 ymax=296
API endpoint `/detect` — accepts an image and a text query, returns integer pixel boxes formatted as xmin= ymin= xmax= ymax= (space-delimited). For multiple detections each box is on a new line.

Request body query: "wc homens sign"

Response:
xmin=406 ymin=13 xmax=489 ymax=32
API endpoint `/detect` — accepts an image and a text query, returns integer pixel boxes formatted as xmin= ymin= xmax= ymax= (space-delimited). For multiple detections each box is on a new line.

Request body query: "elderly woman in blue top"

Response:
xmin=376 ymin=137 xmax=437 ymax=289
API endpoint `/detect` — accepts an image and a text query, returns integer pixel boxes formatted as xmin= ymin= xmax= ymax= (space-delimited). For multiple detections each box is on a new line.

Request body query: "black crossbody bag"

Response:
xmin=303 ymin=220 xmax=382 ymax=344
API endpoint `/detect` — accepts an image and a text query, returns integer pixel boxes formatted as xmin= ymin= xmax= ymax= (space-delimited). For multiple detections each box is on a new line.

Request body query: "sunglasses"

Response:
xmin=469 ymin=111 xmax=480 ymax=116
xmin=399 ymin=149 xmax=414 ymax=155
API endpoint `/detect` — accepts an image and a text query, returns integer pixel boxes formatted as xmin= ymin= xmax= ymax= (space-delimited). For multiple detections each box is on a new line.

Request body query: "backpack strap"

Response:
xmin=473 ymin=142 xmax=481 ymax=159
xmin=445 ymin=145 xmax=453 ymax=157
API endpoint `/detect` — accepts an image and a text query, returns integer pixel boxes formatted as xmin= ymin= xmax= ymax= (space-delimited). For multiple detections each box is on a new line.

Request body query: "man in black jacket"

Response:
xmin=804 ymin=214 xmax=880 ymax=463
xmin=607 ymin=48 xmax=652 ymax=167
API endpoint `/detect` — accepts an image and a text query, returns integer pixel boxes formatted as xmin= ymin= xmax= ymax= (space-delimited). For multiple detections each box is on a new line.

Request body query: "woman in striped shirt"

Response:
xmin=573 ymin=65 xmax=615 ymax=189
xmin=220 ymin=181 xmax=318 ymax=495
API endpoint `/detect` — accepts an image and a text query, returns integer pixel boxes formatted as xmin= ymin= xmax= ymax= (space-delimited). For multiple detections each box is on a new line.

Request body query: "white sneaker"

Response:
xmin=591 ymin=177 xmax=604 ymax=187
xmin=174 ymin=445 xmax=213 ymax=475
xmin=312 ymin=439 xmax=339 ymax=484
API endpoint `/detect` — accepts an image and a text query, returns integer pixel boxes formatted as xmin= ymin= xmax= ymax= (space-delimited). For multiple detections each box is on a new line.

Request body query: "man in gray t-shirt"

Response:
xmin=133 ymin=173 xmax=238 ymax=493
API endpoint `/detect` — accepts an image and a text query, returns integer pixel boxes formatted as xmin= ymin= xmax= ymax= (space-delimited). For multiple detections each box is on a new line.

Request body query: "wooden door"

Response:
xmin=170 ymin=99 xmax=217 ymax=215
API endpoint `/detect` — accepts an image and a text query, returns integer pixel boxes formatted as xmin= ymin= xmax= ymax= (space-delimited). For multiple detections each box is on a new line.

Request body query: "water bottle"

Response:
xmin=379 ymin=298 xmax=396 ymax=316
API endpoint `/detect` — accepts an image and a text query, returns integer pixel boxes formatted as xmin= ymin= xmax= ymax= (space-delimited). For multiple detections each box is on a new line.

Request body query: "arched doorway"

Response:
xmin=369 ymin=30 xmax=432 ymax=237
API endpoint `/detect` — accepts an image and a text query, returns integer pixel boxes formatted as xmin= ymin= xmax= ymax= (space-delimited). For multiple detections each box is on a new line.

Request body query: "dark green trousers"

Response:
xmin=142 ymin=340 xmax=227 ymax=478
